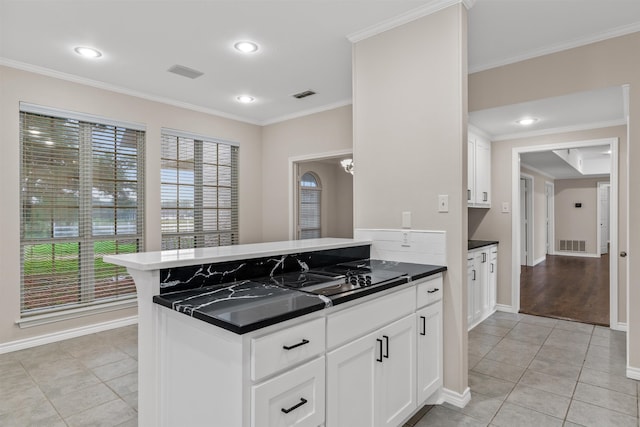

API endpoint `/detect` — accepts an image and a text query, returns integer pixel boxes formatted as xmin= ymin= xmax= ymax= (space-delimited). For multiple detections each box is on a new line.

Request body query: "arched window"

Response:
xmin=298 ymin=172 xmax=321 ymax=239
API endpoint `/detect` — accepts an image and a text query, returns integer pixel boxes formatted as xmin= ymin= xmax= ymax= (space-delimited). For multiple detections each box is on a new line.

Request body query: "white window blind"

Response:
xmin=298 ymin=172 xmax=321 ymax=239
xmin=161 ymin=131 xmax=239 ymax=249
xmin=20 ymin=110 xmax=145 ymax=316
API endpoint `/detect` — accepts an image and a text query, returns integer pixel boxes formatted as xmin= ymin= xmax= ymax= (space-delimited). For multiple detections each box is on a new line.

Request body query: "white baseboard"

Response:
xmin=533 ymin=256 xmax=546 ymax=266
xmin=611 ymin=322 xmax=627 ymax=332
xmin=495 ymin=304 xmax=517 ymax=313
xmin=0 ymin=315 xmax=138 ymax=355
xmin=553 ymin=251 xmax=599 ymax=258
xmin=441 ymin=387 xmax=471 ymax=408
xmin=626 ymin=365 xmax=640 ymax=380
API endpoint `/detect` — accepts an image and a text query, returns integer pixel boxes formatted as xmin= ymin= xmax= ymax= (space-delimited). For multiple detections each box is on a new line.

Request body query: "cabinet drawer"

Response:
xmin=416 ymin=275 xmax=443 ymax=308
xmin=251 ymin=317 xmax=325 ymax=382
xmin=327 ymin=287 xmax=414 ymax=349
xmin=252 ymin=357 xmax=325 ymax=427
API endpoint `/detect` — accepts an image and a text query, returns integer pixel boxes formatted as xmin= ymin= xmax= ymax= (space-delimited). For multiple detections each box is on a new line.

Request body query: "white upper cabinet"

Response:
xmin=468 ymin=127 xmax=491 ymax=208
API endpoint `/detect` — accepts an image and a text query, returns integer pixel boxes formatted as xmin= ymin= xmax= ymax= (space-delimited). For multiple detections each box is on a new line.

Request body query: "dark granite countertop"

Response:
xmin=468 ymin=240 xmax=499 ymax=250
xmin=153 ymin=259 xmax=446 ymax=334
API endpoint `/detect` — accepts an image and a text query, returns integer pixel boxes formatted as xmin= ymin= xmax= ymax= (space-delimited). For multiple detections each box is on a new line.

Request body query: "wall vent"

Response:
xmin=292 ymin=90 xmax=316 ymax=99
xmin=558 ymin=240 xmax=586 ymax=252
xmin=167 ymin=64 xmax=204 ymax=79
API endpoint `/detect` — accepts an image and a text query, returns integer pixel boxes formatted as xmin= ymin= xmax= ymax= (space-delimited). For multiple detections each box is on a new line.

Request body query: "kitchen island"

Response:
xmin=105 ymin=238 xmax=446 ymax=427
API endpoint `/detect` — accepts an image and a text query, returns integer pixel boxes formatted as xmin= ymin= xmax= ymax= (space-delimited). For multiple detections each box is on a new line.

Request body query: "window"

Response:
xmin=161 ymin=131 xmax=239 ymax=249
xmin=20 ymin=106 xmax=145 ymax=317
xmin=298 ymin=172 xmax=321 ymax=239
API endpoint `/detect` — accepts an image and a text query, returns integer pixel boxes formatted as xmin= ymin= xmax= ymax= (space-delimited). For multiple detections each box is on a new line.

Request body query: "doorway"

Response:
xmin=512 ymin=138 xmax=619 ymax=328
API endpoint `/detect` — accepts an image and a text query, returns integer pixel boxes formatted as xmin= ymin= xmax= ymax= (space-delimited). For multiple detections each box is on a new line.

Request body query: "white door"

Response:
xmin=520 ymin=178 xmax=528 ymax=265
xmin=599 ymin=183 xmax=610 ymax=254
xmin=416 ymin=303 xmax=442 ymax=403
xmin=545 ymin=182 xmax=554 ymax=255
xmin=377 ymin=315 xmax=417 ymax=427
xmin=326 ymin=331 xmax=378 ymax=427
xmin=467 ymin=256 xmax=475 ymax=327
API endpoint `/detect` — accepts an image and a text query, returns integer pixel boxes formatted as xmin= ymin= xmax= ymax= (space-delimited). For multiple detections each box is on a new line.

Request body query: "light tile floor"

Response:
xmin=1 ymin=312 xmax=636 ymax=426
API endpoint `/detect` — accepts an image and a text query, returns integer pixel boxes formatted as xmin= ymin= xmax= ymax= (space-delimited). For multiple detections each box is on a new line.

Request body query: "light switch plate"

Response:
xmin=438 ymin=195 xmax=449 ymax=212
xmin=502 ymin=202 xmax=510 ymax=213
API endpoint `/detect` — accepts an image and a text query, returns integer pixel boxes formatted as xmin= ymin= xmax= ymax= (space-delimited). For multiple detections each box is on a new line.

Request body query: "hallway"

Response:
xmin=520 ymin=254 xmax=610 ymax=326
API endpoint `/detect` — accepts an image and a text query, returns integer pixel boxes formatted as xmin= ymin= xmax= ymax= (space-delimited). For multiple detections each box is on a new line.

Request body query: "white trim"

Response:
xmin=440 ymin=387 xmax=471 ymax=408
xmin=596 ymin=181 xmax=611 ymax=257
xmin=553 ymin=251 xmax=600 ymax=258
xmin=512 ymin=137 xmax=619 ymax=326
xmin=545 ymin=181 xmax=555 ymax=255
xmin=624 ymin=84 xmax=630 ymax=371
xmin=347 ymin=0 xmax=470 ymax=43
xmin=261 ymin=99 xmax=352 ymax=126
xmin=491 ymin=119 xmax=627 ymax=142
xmin=20 ymin=101 xmax=146 ymax=131
xmin=288 ymin=149 xmax=353 ymax=240
xmin=16 ymin=299 xmax=137 ymax=328
xmin=520 ymin=173 xmax=534 ymax=267
xmin=533 ymin=256 xmax=546 ymax=266
xmin=2 ymin=58 xmax=261 ymax=126
xmin=2 ymin=315 xmax=137 ymax=354
xmin=495 ymin=303 xmax=517 ymax=313
xmin=469 ymin=21 xmax=640 ymax=74
xmin=468 ymin=123 xmax=492 ymax=141
xmin=520 ymin=162 xmax=556 ymax=180
xmin=612 ymin=322 xmax=627 ymax=332
xmin=161 ymin=127 xmax=239 ymax=147
xmin=626 ymin=365 xmax=640 ymax=381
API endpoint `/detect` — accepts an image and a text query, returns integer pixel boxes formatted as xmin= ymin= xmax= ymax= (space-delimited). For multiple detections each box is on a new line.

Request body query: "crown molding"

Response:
xmin=520 ymin=162 xmax=557 ymax=180
xmin=0 ymin=58 xmax=262 ymax=126
xmin=491 ymin=118 xmax=627 ymax=142
xmin=470 ymin=22 xmax=640 ymax=74
xmin=468 ymin=123 xmax=492 ymax=140
xmin=347 ymin=0 xmax=470 ymax=43
xmin=260 ymin=99 xmax=352 ymax=126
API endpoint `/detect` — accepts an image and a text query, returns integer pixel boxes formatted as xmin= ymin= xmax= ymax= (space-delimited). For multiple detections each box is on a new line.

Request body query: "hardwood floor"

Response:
xmin=520 ymin=254 xmax=609 ymax=326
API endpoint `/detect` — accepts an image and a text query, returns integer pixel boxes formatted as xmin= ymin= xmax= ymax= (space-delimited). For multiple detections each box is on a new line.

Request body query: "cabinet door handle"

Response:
xmin=281 ymin=397 xmax=308 ymax=414
xmin=468 ymin=189 xmax=471 ymax=201
xmin=383 ymin=335 xmax=389 ymax=359
xmin=472 ymin=270 xmax=476 ymax=281
xmin=282 ymin=339 xmax=309 ymax=351
xmin=483 ymin=191 xmax=488 ymax=202
xmin=427 ymin=288 xmax=439 ymax=294
xmin=376 ymin=338 xmax=383 ymax=362
xmin=490 ymin=263 xmax=494 ymax=273
xmin=420 ymin=316 xmax=426 ymax=336
xmin=482 ymin=253 xmax=487 ymax=263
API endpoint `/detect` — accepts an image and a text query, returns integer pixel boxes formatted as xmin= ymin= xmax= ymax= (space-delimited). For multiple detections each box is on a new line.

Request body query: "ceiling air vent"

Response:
xmin=292 ymin=90 xmax=316 ymax=99
xmin=167 ymin=64 xmax=204 ymax=79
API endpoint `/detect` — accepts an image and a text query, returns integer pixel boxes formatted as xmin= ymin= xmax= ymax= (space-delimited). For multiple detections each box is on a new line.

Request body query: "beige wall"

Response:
xmin=554 ymin=178 xmax=601 ymax=254
xmin=469 ymin=126 xmax=627 ymax=324
xmin=353 ymin=5 xmax=468 ymax=394
xmin=298 ymin=161 xmax=353 ymax=238
xmin=521 ymin=166 xmax=553 ymax=263
xmin=261 ymin=105 xmax=353 ymax=242
xmin=0 ymin=65 xmax=262 ymax=345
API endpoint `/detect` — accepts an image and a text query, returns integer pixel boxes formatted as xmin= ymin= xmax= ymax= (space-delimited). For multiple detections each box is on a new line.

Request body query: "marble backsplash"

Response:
xmin=159 ymin=244 xmax=370 ymax=294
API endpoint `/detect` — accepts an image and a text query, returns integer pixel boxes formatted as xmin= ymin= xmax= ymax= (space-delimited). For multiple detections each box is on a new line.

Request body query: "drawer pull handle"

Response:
xmin=281 ymin=398 xmax=308 ymax=414
xmin=427 ymin=288 xmax=439 ymax=294
xmin=420 ymin=316 xmax=426 ymax=336
xmin=282 ymin=339 xmax=309 ymax=351
xmin=376 ymin=338 xmax=383 ymax=362
xmin=383 ymin=335 xmax=389 ymax=359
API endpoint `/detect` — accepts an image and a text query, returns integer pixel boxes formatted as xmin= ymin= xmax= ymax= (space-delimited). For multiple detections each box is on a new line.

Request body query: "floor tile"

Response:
xmin=573 ymin=382 xmax=637 ymax=417
xmin=518 ymin=314 xmax=558 ymax=328
xmin=554 ymin=319 xmax=595 ymax=335
xmin=121 ymin=391 xmax=139 ymax=412
xmin=49 ymin=382 xmax=119 ymax=418
xmin=413 ymin=405 xmax=487 ymax=427
xmin=506 ymin=384 xmax=570 ymax=419
xmin=491 ymin=402 xmax=563 ymax=427
xmin=468 ymin=372 xmax=515 ymax=400
xmin=471 ymin=358 xmax=526 ymax=383
xmin=469 ymin=354 xmax=482 ymax=371
xmin=37 ymin=368 xmax=102 ymax=399
xmin=480 ymin=317 xmax=519 ymax=330
xmin=91 ymin=356 xmax=138 ymax=382
xmin=0 ymin=384 xmax=47 ymax=415
xmin=566 ymin=399 xmax=638 ymax=427
xmin=65 ymin=399 xmax=138 ymax=427
xmin=106 ymin=372 xmax=138 ymax=397
xmin=75 ymin=345 xmax=131 ymax=369
xmin=536 ymin=343 xmax=587 ymax=367
xmin=473 ymin=324 xmax=512 ymax=338
xmin=528 ymin=357 xmax=582 ymax=381
xmin=484 ymin=347 xmax=536 ymax=368
xmin=587 ymin=342 xmax=626 ymax=362
xmin=579 ymin=366 xmax=638 ymax=396
xmin=0 ymin=397 xmax=66 ymax=426
xmin=583 ymin=352 xmax=627 ymax=376
xmin=519 ymin=369 xmax=577 ymax=398
xmin=505 ymin=322 xmax=553 ymax=345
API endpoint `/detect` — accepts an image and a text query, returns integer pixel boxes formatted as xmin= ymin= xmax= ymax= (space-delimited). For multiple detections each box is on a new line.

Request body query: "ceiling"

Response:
xmin=520 ymin=145 xmax=611 ymax=180
xmin=1 ymin=0 xmax=640 ymax=125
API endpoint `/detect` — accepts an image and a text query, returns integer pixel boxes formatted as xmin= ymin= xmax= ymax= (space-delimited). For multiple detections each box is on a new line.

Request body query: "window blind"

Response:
xmin=298 ymin=172 xmax=321 ymax=239
xmin=161 ymin=131 xmax=239 ymax=249
xmin=20 ymin=110 xmax=145 ymax=316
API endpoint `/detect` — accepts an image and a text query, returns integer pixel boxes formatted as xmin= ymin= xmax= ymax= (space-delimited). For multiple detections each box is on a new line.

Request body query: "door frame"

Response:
xmin=597 ymin=181 xmax=611 ymax=256
xmin=520 ymin=173 xmax=534 ymax=267
xmin=545 ymin=181 xmax=555 ymax=255
xmin=511 ymin=137 xmax=620 ymax=329
xmin=288 ymin=149 xmax=353 ymax=240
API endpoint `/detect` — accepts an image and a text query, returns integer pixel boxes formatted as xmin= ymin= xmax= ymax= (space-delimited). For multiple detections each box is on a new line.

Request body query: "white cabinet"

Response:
xmin=416 ymin=302 xmax=442 ymax=403
xmin=468 ymin=244 xmax=498 ymax=330
xmin=468 ymin=129 xmax=491 ymax=208
xmin=326 ymin=314 xmax=416 ymax=427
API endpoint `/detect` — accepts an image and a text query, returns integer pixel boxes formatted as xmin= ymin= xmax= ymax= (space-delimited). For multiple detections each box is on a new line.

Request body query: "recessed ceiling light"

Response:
xmin=236 ymin=95 xmax=255 ymax=103
xmin=234 ymin=41 xmax=259 ymax=53
xmin=74 ymin=46 xmax=103 ymax=58
xmin=516 ymin=117 xmax=538 ymax=126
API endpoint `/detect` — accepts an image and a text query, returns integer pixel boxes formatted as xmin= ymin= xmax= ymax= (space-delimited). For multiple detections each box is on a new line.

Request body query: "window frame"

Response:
xmin=297 ymin=171 xmax=322 ymax=239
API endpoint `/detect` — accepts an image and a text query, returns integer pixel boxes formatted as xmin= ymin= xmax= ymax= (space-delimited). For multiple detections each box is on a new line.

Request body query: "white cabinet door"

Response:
xmin=326 ymin=330 xmax=378 ymax=427
xmin=467 ymin=255 xmax=475 ymax=327
xmin=377 ymin=315 xmax=417 ymax=427
xmin=478 ymin=249 xmax=490 ymax=316
xmin=468 ymin=137 xmax=476 ymax=204
xmin=475 ymin=136 xmax=491 ymax=206
xmin=472 ymin=251 xmax=483 ymax=324
xmin=488 ymin=246 xmax=498 ymax=312
xmin=416 ymin=303 xmax=442 ymax=404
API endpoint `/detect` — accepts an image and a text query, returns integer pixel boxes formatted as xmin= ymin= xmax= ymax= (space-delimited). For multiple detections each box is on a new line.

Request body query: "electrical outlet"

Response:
xmin=401 ymin=230 xmax=410 ymax=247
xmin=438 ymin=195 xmax=449 ymax=212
